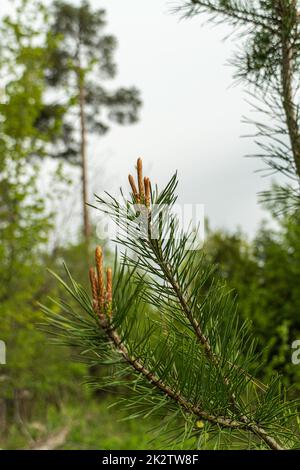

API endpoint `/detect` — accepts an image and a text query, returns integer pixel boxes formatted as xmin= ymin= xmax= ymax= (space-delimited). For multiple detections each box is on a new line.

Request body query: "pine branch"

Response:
xmin=175 ymin=0 xmax=300 ymax=206
xmin=98 ymin=289 xmax=284 ymax=449
xmin=91 ymin=159 xmax=298 ymax=449
xmin=176 ymin=1 xmax=278 ymax=32
xmin=144 ymin=227 xmax=284 ymax=449
xmin=44 ymin=158 xmax=300 ymax=449
xmin=129 ymin=161 xmax=287 ymax=448
xmin=99 ymin=314 xmax=246 ymax=429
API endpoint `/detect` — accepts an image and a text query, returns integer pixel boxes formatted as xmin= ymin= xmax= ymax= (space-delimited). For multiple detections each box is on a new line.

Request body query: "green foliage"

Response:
xmin=1 ymin=397 xmax=181 ymax=450
xmin=0 ymin=0 xmax=87 ymax=415
xmin=44 ymin=163 xmax=300 ymax=449
xmin=0 ymin=0 xmax=54 ymax=347
xmin=0 ymin=0 xmax=65 ymax=156
xmin=204 ymin=209 xmax=300 ymax=393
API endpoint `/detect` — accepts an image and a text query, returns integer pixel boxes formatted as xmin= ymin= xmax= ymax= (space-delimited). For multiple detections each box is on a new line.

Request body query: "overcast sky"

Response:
xmin=4 ymin=0 xmax=280 ymax=237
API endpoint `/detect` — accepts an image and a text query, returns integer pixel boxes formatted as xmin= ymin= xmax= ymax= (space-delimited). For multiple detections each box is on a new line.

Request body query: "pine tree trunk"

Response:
xmin=78 ymin=72 xmax=91 ymax=244
xmin=280 ymin=0 xmax=300 ymax=180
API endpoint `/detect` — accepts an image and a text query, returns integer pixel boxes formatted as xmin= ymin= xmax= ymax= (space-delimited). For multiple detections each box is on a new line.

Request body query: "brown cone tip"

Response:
xmin=106 ymin=268 xmax=112 ymax=302
xmin=137 ymin=158 xmax=144 ymax=199
xmin=95 ymin=246 xmax=105 ymax=299
xmin=89 ymin=267 xmax=98 ymax=301
xmin=128 ymin=174 xmax=139 ymax=201
xmin=144 ymin=177 xmax=151 ymax=207
xmin=95 ymin=246 xmax=102 ymax=262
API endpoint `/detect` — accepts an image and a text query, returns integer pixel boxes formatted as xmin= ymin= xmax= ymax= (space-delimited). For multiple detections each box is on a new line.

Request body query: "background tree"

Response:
xmin=45 ymin=0 xmax=142 ymax=243
xmin=176 ymin=0 xmax=300 ymax=210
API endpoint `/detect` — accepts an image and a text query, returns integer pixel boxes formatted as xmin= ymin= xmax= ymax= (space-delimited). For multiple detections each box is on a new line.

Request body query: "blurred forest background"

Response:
xmin=0 ymin=0 xmax=300 ymax=449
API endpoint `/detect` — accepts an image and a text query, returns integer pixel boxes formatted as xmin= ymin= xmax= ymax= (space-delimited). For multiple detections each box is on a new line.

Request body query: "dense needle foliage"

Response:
xmin=44 ymin=159 xmax=300 ymax=450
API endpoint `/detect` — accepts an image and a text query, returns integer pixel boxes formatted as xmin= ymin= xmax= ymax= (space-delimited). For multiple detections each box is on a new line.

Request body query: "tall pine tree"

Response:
xmin=45 ymin=0 xmax=142 ymax=242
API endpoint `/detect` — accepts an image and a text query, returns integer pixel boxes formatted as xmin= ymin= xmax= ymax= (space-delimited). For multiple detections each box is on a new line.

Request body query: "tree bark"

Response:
xmin=280 ymin=0 xmax=300 ymax=180
xmin=78 ymin=71 xmax=91 ymax=244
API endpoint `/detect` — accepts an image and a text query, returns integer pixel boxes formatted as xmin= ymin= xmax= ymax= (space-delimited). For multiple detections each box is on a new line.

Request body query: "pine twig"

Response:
xmin=87 ymin=159 xmax=287 ymax=450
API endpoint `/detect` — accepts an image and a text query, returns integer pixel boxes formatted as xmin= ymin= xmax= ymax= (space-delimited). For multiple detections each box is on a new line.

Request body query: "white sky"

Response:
xmin=3 ymin=0 xmax=281 ymax=237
